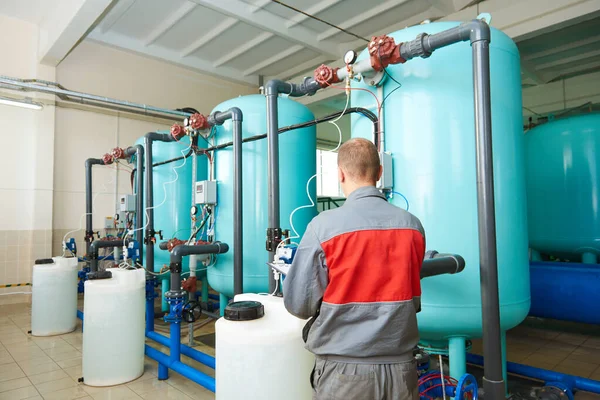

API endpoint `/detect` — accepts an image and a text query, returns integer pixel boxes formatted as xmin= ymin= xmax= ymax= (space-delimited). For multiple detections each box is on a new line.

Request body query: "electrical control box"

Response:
xmin=377 ymin=152 xmax=393 ymax=190
xmin=119 ymin=194 xmax=136 ymax=212
xmin=195 ymin=180 xmax=217 ymax=205
xmin=104 ymin=216 xmax=114 ymax=229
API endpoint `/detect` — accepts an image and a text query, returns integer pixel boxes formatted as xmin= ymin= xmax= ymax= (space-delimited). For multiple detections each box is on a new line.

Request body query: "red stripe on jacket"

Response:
xmin=321 ymin=229 xmax=425 ymax=304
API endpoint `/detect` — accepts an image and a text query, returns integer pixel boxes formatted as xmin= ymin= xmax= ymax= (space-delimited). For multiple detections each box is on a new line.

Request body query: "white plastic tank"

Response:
xmin=82 ymin=267 xmax=145 ymax=386
xmin=31 ymin=256 xmax=78 ymax=336
xmin=215 ymin=293 xmax=314 ymax=400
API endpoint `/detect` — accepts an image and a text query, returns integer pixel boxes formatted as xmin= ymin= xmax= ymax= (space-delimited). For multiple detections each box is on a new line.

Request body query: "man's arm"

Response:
xmin=283 ymin=223 xmax=328 ymax=320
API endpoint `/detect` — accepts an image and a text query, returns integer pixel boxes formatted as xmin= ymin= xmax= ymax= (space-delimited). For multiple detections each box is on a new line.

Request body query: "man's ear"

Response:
xmin=338 ymin=167 xmax=345 ymax=183
xmin=377 ymin=165 xmax=383 ymax=181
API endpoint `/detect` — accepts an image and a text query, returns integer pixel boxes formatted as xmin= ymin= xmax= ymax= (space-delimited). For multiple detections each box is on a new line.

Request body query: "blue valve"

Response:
xmin=278 ymin=245 xmax=297 ymax=264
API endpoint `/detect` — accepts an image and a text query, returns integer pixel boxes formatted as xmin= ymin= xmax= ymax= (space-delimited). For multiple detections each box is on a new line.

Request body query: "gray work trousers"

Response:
xmin=311 ymin=358 xmax=419 ymax=400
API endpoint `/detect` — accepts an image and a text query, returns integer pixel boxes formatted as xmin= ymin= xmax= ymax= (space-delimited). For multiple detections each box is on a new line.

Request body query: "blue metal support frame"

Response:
xmin=466 ymin=353 xmax=600 ymax=394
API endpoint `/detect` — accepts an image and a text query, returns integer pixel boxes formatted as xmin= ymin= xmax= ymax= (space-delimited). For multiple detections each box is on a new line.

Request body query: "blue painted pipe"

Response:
xmin=77 ymin=310 xmax=83 ymax=331
xmin=145 ymin=344 xmax=215 ymax=392
xmin=466 ymin=353 xmax=600 ymax=394
xmin=145 ymin=297 xmax=154 ymax=334
xmin=146 ymin=331 xmax=216 ymax=369
xmin=530 ymin=262 xmax=600 ymax=324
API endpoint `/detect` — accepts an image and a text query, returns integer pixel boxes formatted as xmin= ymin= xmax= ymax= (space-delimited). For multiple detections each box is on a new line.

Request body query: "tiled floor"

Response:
xmin=0 ymin=302 xmax=216 ymax=400
xmin=471 ymin=322 xmax=600 ymax=381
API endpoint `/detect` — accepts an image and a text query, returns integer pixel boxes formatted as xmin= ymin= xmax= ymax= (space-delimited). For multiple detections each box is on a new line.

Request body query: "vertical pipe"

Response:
xmin=501 ymin=331 xmax=508 ymax=395
xmin=146 ymin=295 xmax=154 ymax=334
xmin=449 ymin=337 xmax=467 ymax=379
xmin=472 ymin=38 xmax=505 ymax=399
xmin=201 ymin=279 xmax=209 ymax=304
xmin=170 ymin=321 xmax=181 ymax=363
xmin=220 ymin=293 xmax=228 ymax=316
xmin=134 ymin=146 xmax=144 ymax=264
xmin=265 ymin=91 xmax=280 ymax=293
xmin=162 ymin=279 xmax=169 ymax=311
xmin=144 ymin=135 xmax=155 ymax=274
xmin=85 ymin=158 xmax=103 ymax=255
xmin=232 ymin=118 xmax=243 ymax=295
xmin=582 ymin=252 xmax=597 ymax=264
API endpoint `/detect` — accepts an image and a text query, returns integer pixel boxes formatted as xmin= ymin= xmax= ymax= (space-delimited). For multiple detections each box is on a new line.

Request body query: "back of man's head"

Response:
xmin=337 ymin=138 xmax=381 ymax=184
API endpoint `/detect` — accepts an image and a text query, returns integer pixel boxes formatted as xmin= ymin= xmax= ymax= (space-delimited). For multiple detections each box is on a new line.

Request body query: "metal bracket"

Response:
xmin=266 ymin=227 xmax=282 ymax=252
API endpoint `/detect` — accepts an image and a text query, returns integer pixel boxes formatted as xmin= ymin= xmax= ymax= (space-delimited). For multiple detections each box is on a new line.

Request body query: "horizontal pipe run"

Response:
xmin=170 ymin=243 xmax=229 ymax=264
xmin=421 ymin=253 xmax=466 ymax=279
xmin=146 ymin=331 xmax=216 ymax=369
xmin=0 ymin=75 xmax=192 ymax=119
xmin=466 ymin=353 xmax=600 ymax=394
xmin=145 ymin=345 xmax=215 ymax=392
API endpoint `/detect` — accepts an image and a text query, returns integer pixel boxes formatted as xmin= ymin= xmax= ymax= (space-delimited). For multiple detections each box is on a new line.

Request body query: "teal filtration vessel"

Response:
xmin=525 ymin=114 xmax=600 ymax=263
xmin=136 ymin=134 xmax=208 ymax=310
xmin=209 ymin=94 xmax=317 ymax=298
xmin=351 ymin=21 xmax=530 ymax=379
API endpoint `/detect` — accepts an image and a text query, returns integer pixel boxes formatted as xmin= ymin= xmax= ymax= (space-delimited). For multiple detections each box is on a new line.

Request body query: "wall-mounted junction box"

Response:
xmin=195 ymin=180 xmax=217 ymax=205
xmin=377 ymin=152 xmax=393 ymax=190
xmin=119 ymin=194 xmax=136 ymax=212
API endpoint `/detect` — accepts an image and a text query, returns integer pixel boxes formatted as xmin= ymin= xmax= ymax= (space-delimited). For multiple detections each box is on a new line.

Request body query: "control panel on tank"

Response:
xmin=195 ymin=180 xmax=217 ymax=205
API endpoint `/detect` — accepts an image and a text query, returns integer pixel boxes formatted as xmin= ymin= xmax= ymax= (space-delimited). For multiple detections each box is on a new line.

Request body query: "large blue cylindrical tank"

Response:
xmin=209 ymin=95 xmax=317 ymax=297
xmin=136 ymin=134 xmax=207 ymax=303
xmin=525 ymin=114 xmax=600 ymax=262
xmin=351 ymin=23 xmax=530 ymax=346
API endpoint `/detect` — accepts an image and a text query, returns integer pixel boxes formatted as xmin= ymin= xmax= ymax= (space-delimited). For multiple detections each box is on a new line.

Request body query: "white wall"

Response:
xmin=0 ymin=15 xmax=56 ymax=303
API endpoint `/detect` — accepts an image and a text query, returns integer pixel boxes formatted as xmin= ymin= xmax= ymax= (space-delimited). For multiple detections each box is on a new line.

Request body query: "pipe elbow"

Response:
xmin=145 ymin=131 xmax=174 ymax=142
xmin=264 ymin=79 xmax=287 ymax=96
xmin=85 ymin=158 xmax=103 ymax=168
xmin=125 ymin=144 xmax=144 ymax=157
xmin=228 ymin=107 xmax=243 ymax=122
xmin=462 ymin=19 xmax=491 ymax=44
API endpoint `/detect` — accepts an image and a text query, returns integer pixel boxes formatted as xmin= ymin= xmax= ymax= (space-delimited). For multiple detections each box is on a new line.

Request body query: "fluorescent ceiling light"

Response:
xmin=0 ymin=96 xmax=43 ymax=110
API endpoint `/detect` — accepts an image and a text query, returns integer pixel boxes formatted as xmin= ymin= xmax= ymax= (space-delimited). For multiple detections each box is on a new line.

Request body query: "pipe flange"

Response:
xmin=314 ymin=64 xmax=341 ymax=87
xmin=170 ymin=124 xmax=186 ymax=141
xmin=408 ymin=33 xmax=432 ymax=59
xmin=102 ymin=153 xmax=114 ymax=165
xmin=111 ymin=147 xmax=126 ymax=159
xmin=189 ymin=113 xmax=209 ymax=130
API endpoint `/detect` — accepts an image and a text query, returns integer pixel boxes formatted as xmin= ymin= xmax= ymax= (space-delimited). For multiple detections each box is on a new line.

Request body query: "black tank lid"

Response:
xmin=35 ymin=258 xmax=54 ymax=265
xmin=224 ymin=301 xmax=264 ymax=321
xmin=87 ymin=271 xmax=113 ymax=280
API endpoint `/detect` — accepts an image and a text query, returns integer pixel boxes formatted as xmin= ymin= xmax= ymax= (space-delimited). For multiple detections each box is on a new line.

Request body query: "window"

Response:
xmin=316 ymin=150 xmax=343 ymax=198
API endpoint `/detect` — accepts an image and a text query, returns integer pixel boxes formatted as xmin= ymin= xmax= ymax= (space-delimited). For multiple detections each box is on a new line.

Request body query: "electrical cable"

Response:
xmin=270 ymin=0 xmax=369 ymax=42
xmin=390 ymin=191 xmax=410 ymax=211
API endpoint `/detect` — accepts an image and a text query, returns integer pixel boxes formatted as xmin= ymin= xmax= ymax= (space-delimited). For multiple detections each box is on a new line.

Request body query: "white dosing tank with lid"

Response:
xmin=82 ymin=267 xmax=145 ymax=386
xmin=31 ymin=256 xmax=79 ymax=336
xmin=215 ymin=293 xmax=314 ymax=400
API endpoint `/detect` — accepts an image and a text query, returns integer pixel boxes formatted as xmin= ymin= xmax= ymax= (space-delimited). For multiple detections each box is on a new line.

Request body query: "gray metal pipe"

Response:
xmin=89 ymin=240 xmax=118 ymax=272
xmin=420 ymin=251 xmax=466 ymax=279
xmin=144 ymin=132 xmax=175 ymax=274
xmin=0 ymin=75 xmax=191 ymax=120
xmin=168 ymin=243 xmax=229 ymax=293
xmin=125 ymin=145 xmax=144 ymax=264
xmin=209 ymin=108 xmax=244 ymax=295
xmin=85 ymin=158 xmax=104 ymax=255
xmin=264 ymin=80 xmax=320 ymax=293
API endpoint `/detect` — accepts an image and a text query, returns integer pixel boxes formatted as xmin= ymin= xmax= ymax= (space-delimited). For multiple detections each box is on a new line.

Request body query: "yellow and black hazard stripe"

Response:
xmin=0 ymin=283 xmax=32 ymax=288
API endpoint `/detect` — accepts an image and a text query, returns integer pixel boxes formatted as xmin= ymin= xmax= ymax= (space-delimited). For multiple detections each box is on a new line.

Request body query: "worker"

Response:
xmin=284 ymin=138 xmax=425 ymax=400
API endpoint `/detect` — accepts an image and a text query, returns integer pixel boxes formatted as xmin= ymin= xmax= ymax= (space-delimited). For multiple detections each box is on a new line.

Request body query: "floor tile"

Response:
xmin=17 ymin=360 xmax=60 ymax=376
xmin=127 ymin=378 xmax=168 ymax=395
xmin=50 ymin=350 xmax=81 ymax=363
xmin=139 ymin=386 xmax=193 ymax=400
xmin=8 ymin=347 xmax=47 ymax=362
xmin=554 ymin=358 xmax=599 ymax=378
xmin=57 ymin=358 xmax=83 ymax=369
xmin=85 ymin=385 xmax=142 ymax=400
xmin=0 ymin=385 xmax=40 ymax=400
xmin=0 ymin=362 xmax=25 ymax=382
xmin=40 ymin=385 xmax=90 ymax=400
xmin=554 ymin=332 xmax=590 ymax=346
xmin=43 ymin=343 xmax=77 ymax=357
xmin=0 ymin=352 xmax=14 ymax=366
xmin=28 ymin=369 xmax=69 ymax=385
xmin=35 ymin=376 xmax=78 ymax=394
xmin=63 ymin=365 xmax=83 ymax=380
xmin=166 ymin=372 xmax=214 ymax=399
xmin=0 ymin=377 xmax=31 ymax=393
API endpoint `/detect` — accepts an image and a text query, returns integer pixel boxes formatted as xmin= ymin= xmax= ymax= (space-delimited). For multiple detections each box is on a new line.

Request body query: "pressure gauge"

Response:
xmin=191 ymin=205 xmax=198 ymax=216
xmin=344 ymin=50 xmax=357 ymax=65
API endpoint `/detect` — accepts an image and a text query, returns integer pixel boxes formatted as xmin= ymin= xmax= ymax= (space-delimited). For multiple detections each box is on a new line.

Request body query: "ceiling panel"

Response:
xmin=225 ymin=36 xmax=299 ymax=70
xmin=258 ymin=47 xmax=320 ymax=76
xmin=153 ymin=6 xmax=228 ymax=51
xmin=110 ymin=0 xmax=190 ymax=39
xmin=189 ymin=22 xmax=265 ymax=60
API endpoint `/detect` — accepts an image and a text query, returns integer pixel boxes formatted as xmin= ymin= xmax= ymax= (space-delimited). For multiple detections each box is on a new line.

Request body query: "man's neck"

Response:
xmin=344 ymin=182 xmax=377 ymax=198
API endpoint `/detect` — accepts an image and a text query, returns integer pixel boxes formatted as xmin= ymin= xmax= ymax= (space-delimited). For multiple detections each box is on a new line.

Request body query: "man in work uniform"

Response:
xmin=284 ymin=138 xmax=425 ymax=400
